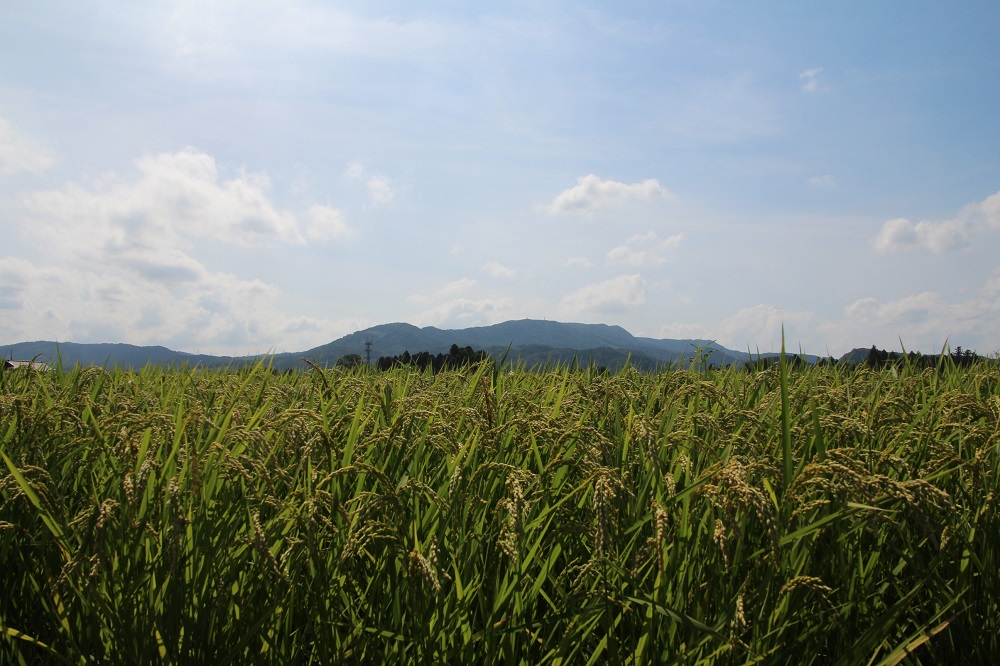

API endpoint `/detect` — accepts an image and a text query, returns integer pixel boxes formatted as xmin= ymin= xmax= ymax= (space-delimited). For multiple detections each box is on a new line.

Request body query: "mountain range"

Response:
xmin=2 ymin=319 xmax=821 ymax=371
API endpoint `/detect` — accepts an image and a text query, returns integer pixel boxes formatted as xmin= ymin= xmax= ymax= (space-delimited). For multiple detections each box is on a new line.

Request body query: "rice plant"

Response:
xmin=1 ymin=356 xmax=997 ymax=663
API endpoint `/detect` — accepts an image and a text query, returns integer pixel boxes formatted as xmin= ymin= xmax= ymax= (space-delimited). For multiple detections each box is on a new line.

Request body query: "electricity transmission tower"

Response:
xmin=364 ymin=339 xmax=373 ymax=366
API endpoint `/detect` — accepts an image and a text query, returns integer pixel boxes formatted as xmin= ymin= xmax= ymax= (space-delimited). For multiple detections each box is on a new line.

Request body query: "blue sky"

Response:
xmin=1 ymin=1 xmax=998 ymax=357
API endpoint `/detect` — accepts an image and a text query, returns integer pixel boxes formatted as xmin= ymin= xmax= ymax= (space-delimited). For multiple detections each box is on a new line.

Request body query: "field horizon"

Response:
xmin=3 ymin=317 xmax=975 ymax=373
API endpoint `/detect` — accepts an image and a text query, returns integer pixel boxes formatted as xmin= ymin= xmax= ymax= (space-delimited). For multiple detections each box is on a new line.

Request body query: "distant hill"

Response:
xmin=0 ymin=341 xmax=241 ymax=370
xmin=838 ymin=348 xmax=872 ymax=365
xmin=3 ymin=319 xmax=820 ymax=372
xmin=275 ymin=319 xmax=766 ymax=371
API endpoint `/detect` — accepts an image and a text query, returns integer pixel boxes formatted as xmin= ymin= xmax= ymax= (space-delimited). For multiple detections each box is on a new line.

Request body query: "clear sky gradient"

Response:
xmin=1 ymin=2 xmax=998 ymax=357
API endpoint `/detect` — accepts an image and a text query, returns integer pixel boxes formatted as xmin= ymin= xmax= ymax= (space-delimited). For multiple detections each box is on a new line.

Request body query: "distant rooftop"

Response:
xmin=2 ymin=360 xmax=51 ymax=371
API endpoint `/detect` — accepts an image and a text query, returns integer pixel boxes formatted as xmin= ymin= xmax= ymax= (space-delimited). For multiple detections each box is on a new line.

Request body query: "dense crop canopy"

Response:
xmin=1 ymin=358 xmax=998 ymax=663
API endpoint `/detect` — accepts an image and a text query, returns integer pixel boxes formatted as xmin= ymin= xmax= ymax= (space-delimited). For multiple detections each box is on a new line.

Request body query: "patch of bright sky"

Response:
xmin=0 ymin=1 xmax=998 ymax=356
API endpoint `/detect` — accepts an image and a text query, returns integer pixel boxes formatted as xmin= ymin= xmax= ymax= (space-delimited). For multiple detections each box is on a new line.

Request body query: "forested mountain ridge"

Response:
xmin=279 ymin=319 xmax=759 ymax=370
xmin=4 ymin=318 xmax=834 ymax=370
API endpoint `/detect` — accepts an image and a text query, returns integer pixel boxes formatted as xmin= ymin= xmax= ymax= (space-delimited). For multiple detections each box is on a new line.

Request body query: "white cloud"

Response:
xmin=547 ymin=175 xmax=669 ymax=215
xmin=167 ymin=5 xmax=452 ymax=68
xmin=481 ymin=261 xmax=516 ymax=278
xmin=844 ymin=291 xmax=995 ymax=336
xmin=0 ymin=118 xmax=55 ymax=176
xmin=0 ymin=148 xmax=358 ymax=354
xmin=606 ymin=231 xmax=683 ymax=266
xmin=703 ymin=279 xmax=1000 ymax=356
xmin=808 ymin=175 xmax=836 ymax=188
xmin=607 ymin=245 xmax=662 ymax=266
xmin=366 ymin=175 xmax=395 ymax=205
xmin=305 ymin=204 xmax=353 ymax=241
xmin=24 ymin=148 xmax=305 ymax=254
xmin=983 ymin=268 xmax=1000 ymax=299
xmin=844 ymin=293 xmax=940 ymax=325
xmin=564 ymin=256 xmax=594 ymax=268
xmin=0 ymin=253 xmax=343 ymax=355
xmin=799 ymin=68 xmax=824 ymax=93
xmin=660 ymin=233 xmax=684 ymax=249
xmin=413 ymin=297 xmax=514 ymax=328
xmin=658 ymin=322 xmax=709 ymax=340
xmin=438 ymin=277 xmax=477 ymax=297
xmin=274 ymin=315 xmax=375 ymax=353
xmin=838 ymin=291 xmax=1000 ymax=353
xmin=409 ymin=277 xmax=478 ymax=306
xmin=872 ymin=190 xmax=1000 ymax=253
xmin=343 ymin=161 xmax=365 ymax=180
xmin=872 ymin=218 xmax=921 ymax=252
xmin=715 ymin=305 xmax=823 ymax=353
xmin=871 ymin=217 xmax=971 ymax=253
xmin=14 ymin=259 xmax=357 ymax=355
xmin=559 ymin=274 xmax=646 ymax=316
xmin=626 ymin=231 xmax=657 ymax=244
xmin=982 ymin=191 xmax=1000 ymax=222
xmin=343 ymin=161 xmax=397 ymax=205
xmin=843 ymin=297 xmax=878 ymax=320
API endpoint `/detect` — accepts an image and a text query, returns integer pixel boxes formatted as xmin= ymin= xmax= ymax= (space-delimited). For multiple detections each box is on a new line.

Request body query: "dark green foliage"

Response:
xmin=335 ymin=353 xmax=365 ymax=368
xmin=375 ymin=344 xmax=490 ymax=372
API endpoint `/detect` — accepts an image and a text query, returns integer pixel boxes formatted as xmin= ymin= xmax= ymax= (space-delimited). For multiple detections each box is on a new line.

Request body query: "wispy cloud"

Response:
xmin=606 ymin=231 xmax=683 ymax=266
xmin=663 ymin=73 xmax=783 ymax=142
xmin=439 ymin=277 xmax=478 ymax=297
xmin=481 ymin=261 xmax=516 ymax=278
xmin=547 ymin=175 xmax=669 ymax=215
xmin=607 ymin=245 xmax=660 ymax=266
xmin=0 ymin=117 xmax=55 ymax=176
xmin=343 ymin=161 xmax=365 ymax=180
xmin=564 ymin=256 xmax=594 ymax=268
xmin=344 ymin=161 xmax=397 ymax=206
xmin=983 ymin=268 xmax=1000 ymax=299
xmin=410 ymin=277 xmax=478 ymax=305
xmin=660 ymin=233 xmax=684 ymax=250
xmin=657 ymin=322 xmax=710 ymax=340
xmin=366 ymin=175 xmax=395 ymax=205
xmin=808 ymin=174 xmax=836 ymax=188
xmin=799 ymin=67 xmax=824 ymax=93
xmin=166 ymin=6 xmax=455 ymax=73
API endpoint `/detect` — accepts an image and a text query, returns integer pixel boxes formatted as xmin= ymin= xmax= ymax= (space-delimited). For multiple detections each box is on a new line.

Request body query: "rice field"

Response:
xmin=1 ymin=355 xmax=998 ymax=664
